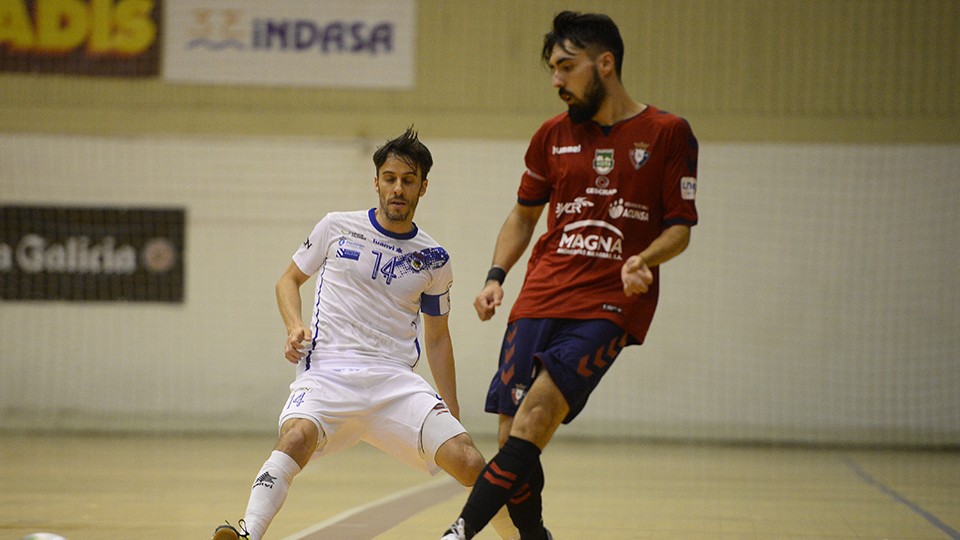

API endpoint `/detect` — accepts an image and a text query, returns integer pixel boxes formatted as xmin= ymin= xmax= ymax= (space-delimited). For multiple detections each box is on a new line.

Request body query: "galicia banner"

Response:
xmin=163 ymin=0 xmax=416 ymax=88
xmin=0 ymin=205 xmax=185 ymax=302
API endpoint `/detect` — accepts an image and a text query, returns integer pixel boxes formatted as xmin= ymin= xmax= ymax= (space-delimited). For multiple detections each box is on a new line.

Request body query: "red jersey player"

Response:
xmin=442 ymin=11 xmax=698 ymax=540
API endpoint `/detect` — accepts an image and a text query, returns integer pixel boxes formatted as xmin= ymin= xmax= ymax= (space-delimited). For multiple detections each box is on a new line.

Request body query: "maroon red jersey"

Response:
xmin=509 ymin=105 xmax=699 ymax=343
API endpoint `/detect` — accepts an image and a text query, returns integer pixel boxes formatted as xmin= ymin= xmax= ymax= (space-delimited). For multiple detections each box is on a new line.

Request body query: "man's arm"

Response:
xmin=276 ymin=260 xmax=313 ymax=363
xmin=422 ymin=312 xmax=461 ymax=420
xmin=621 ymin=224 xmax=691 ymax=297
xmin=474 ymin=202 xmax=545 ymax=321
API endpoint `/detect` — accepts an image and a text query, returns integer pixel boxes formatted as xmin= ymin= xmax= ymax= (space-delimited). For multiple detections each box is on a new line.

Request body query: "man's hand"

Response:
xmin=621 ymin=255 xmax=654 ymax=297
xmin=474 ymin=282 xmax=504 ymax=321
xmin=284 ymin=327 xmax=312 ymax=363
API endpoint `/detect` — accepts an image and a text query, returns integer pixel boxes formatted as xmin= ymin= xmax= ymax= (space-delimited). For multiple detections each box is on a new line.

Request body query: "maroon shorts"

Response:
xmin=484 ymin=318 xmax=631 ymax=424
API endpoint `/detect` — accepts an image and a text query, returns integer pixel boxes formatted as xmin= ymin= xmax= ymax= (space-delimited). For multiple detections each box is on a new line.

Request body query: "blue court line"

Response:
xmin=843 ymin=456 xmax=960 ymax=539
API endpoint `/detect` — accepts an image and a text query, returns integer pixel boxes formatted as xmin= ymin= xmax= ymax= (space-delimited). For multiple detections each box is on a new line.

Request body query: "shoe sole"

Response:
xmin=212 ymin=527 xmax=240 ymax=540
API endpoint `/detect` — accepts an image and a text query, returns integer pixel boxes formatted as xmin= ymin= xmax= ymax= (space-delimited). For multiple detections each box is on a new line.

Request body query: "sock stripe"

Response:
xmin=483 ymin=470 xmax=515 ymax=490
xmin=489 ymin=461 xmax=518 ymax=481
xmin=509 ymin=483 xmax=532 ymax=505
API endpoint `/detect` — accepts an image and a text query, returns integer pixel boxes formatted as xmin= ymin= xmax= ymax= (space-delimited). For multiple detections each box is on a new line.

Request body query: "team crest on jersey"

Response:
xmin=593 ymin=149 xmax=615 ymax=175
xmin=393 ymin=247 xmax=450 ymax=278
xmin=630 ymin=142 xmax=651 ymax=170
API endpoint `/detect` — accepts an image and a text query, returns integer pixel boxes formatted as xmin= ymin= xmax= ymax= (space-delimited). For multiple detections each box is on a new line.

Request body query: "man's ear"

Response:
xmin=419 ymin=178 xmax=429 ymax=197
xmin=597 ymin=51 xmax=616 ymax=78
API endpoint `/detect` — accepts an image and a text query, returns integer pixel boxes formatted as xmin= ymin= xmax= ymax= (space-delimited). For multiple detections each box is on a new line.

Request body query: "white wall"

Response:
xmin=1 ymin=134 xmax=958 ymax=445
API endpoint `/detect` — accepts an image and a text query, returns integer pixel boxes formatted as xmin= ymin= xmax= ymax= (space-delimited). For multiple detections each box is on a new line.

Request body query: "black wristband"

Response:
xmin=485 ymin=266 xmax=507 ymax=285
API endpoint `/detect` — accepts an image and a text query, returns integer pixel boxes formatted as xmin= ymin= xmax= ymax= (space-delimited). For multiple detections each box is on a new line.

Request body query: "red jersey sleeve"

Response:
xmin=517 ymin=119 xmax=555 ymax=206
xmin=661 ymin=117 xmax=699 ymax=227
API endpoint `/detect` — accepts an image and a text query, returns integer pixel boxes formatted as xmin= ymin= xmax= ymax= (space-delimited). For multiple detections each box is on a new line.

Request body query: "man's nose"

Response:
xmin=552 ymin=71 xmax=564 ymax=88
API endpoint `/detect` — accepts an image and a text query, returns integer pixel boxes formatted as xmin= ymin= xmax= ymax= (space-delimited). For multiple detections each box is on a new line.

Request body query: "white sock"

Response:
xmin=242 ymin=450 xmax=301 ymax=539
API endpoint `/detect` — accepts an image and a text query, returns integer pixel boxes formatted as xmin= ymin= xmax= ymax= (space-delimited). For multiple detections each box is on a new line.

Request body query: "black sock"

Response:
xmin=508 ymin=458 xmax=546 ymax=539
xmin=458 ymin=436 xmax=542 ymax=537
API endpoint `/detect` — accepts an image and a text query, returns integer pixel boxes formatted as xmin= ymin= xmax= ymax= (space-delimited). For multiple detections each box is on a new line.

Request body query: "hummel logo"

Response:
xmin=552 ymin=144 xmax=581 ymax=155
xmin=253 ymin=471 xmax=278 ymax=489
xmin=302 ymin=237 xmax=313 ymax=249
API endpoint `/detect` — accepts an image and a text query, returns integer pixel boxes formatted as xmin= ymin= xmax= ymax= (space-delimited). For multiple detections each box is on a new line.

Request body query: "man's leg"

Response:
xmin=443 ymin=371 xmax=568 ymax=539
xmin=220 ymin=418 xmax=320 ymax=540
xmin=433 ymin=431 xmax=519 ymax=540
xmin=485 ymin=415 xmax=536 ymax=539
xmin=424 ymin=407 xmax=518 ymax=540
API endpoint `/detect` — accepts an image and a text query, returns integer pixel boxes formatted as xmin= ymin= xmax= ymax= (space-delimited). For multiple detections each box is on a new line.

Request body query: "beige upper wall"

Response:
xmin=1 ymin=0 xmax=957 ymax=143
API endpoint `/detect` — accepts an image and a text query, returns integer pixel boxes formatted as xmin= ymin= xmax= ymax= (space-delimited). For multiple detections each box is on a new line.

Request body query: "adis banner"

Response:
xmin=0 ymin=0 xmax=160 ymax=76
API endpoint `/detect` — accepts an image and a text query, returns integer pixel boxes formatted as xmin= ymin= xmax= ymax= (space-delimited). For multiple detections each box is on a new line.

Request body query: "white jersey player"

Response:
xmin=213 ymin=128 xmax=519 ymax=540
xmin=291 ymin=208 xmax=453 ymax=373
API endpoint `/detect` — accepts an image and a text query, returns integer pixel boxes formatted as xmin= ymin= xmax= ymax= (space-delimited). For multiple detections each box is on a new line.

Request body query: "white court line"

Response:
xmin=281 ymin=475 xmax=462 ymax=540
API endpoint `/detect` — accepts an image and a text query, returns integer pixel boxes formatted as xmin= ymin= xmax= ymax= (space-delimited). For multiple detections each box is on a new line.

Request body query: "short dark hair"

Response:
xmin=542 ymin=11 xmax=625 ymax=77
xmin=372 ymin=127 xmax=433 ymax=178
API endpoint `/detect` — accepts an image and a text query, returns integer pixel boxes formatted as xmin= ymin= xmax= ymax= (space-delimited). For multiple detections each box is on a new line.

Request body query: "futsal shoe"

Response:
xmin=440 ymin=517 xmax=468 ymax=540
xmin=212 ymin=520 xmax=249 ymax=540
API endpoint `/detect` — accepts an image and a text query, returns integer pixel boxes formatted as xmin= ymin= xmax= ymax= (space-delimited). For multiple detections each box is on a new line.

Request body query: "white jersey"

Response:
xmin=292 ymin=208 xmax=453 ymax=372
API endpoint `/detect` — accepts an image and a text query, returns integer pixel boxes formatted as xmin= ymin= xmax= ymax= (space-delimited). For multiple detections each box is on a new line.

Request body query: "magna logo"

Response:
xmin=557 ymin=220 xmax=623 ymax=260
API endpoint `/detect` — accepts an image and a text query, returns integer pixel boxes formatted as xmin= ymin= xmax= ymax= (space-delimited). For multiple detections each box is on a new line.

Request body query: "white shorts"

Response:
xmin=278 ymin=363 xmax=466 ymax=475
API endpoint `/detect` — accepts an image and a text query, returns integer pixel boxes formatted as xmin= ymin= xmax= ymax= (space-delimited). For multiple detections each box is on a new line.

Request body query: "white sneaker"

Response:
xmin=211 ymin=520 xmax=249 ymax=540
xmin=440 ymin=517 xmax=467 ymax=540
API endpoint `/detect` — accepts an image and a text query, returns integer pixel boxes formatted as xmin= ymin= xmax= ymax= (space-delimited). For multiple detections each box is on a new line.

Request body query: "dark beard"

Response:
xmin=565 ymin=70 xmax=606 ymax=124
xmin=383 ymin=200 xmax=414 ymax=223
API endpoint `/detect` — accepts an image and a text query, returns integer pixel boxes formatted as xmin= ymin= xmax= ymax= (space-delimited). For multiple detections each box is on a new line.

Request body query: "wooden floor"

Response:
xmin=2 ymin=432 xmax=958 ymax=539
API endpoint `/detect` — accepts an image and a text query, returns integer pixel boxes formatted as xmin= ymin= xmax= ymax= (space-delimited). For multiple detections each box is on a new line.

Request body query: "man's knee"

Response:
xmin=511 ymin=375 xmax=568 ymax=447
xmin=276 ymin=418 xmax=322 ymax=467
xmin=436 ymin=433 xmax=487 ymax=486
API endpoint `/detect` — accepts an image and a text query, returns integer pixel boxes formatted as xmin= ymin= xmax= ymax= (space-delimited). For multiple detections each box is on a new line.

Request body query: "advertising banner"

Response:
xmin=0 ymin=205 xmax=185 ymax=302
xmin=0 ymin=0 xmax=161 ymax=76
xmin=163 ymin=0 xmax=415 ymax=88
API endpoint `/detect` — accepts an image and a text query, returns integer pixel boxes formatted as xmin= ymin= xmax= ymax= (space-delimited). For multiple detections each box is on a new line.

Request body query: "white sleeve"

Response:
xmin=292 ymin=215 xmax=333 ymax=276
xmin=421 ymin=247 xmax=453 ymax=316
